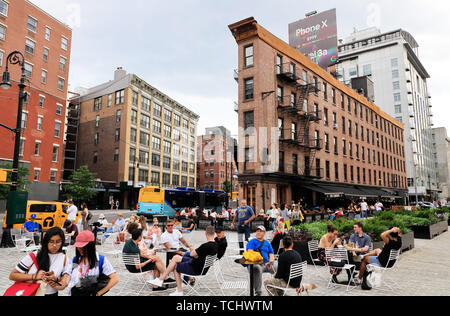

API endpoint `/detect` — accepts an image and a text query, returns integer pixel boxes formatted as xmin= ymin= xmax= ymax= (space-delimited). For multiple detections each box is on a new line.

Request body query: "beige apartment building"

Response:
xmin=75 ymin=68 xmax=199 ymax=208
xmin=229 ymin=18 xmax=408 ymax=211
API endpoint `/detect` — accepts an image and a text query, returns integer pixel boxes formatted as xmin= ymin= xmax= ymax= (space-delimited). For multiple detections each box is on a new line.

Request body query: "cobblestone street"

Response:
xmin=1 ymin=222 xmax=449 ymax=296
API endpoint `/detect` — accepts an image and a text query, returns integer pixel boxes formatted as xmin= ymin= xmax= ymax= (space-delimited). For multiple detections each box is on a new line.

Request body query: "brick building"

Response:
xmin=229 ymin=18 xmax=408 ymax=211
xmin=197 ymin=126 xmax=238 ymax=192
xmin=74 ymin=68 xmax=199 ymax=209
xmin=0 ymin=0 xmax=71 ymax=200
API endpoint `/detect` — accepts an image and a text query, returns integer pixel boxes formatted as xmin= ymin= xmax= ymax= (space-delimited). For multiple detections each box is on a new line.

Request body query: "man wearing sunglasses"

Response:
xmin=160 ymin=220 xmax=194 ymax=256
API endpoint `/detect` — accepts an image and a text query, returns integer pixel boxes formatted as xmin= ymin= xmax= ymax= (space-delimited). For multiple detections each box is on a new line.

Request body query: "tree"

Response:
xmin=65 ymin=165 xmax=97 ymax=205
xmin=0 ymin=163 xmax=31 ymax=200
xmin=222 ymin=181 xmax=231 ymax=194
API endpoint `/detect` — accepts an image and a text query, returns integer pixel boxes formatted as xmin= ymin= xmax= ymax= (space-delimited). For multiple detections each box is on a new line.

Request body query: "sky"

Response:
xmin=31 ymin=0 xmax=449 ymax=138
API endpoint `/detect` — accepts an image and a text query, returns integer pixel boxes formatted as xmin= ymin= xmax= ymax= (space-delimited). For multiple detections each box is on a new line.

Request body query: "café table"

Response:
xmin=234 ymin=258 xmax=264 ymax=297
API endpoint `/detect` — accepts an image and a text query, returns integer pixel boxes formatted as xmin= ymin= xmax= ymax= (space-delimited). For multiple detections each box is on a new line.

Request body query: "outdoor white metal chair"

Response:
xmin=265 ymin=261 xmax=308 ymax=296
xmin=325 ymin=248 xmax=357 ymax=292
xmin=274 ymin=239 xmax=284 ymax=260
xmin=180 ymin=254 xmax=217 ymax=296
xmin=367 ymin=249 xmax=401 ymax=292
xmin=308 ymin=240 xmax=326 ymax=278
xmin=119 ymin=253 xmax=154 ymax=296
xmin=14 ymin=238 xmax=40 ymax=254
xmin=213 ymin=258 xmax=248 ymax=296
xmin=101 ymin=232 xmax=122 ymax=267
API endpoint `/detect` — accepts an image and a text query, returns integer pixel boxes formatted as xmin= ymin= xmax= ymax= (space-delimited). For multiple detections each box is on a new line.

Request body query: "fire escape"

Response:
xmin=277 ymin=62 xmax=323 ymax=179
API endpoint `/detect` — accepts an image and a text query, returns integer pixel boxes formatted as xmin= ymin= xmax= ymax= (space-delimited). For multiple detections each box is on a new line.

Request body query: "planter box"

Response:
xmin=372 ymin=231 xmax=415 ymax=253
xmin=304 ymin=214 xmax=314 ymax=223
xmin=411 ymin=221 xmax=448 ymax=239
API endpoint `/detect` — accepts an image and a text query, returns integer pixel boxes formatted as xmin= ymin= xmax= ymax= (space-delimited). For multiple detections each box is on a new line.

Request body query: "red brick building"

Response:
xmin=197 ymin=126 xmax=238 ymax=192
xmin=229 ymin=18 xmax=408 ymax=211
xmin=0 ymin=0 xmax=72 ymax=200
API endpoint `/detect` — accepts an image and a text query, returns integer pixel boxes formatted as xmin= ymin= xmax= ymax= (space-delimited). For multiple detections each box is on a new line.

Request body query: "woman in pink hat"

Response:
xmin=66 ymin=231 xmax=118 ymax=296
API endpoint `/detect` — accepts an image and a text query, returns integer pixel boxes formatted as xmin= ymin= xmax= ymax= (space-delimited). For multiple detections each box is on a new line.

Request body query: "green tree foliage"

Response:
xmin=65 ymin=166 xmax=97 ymax=204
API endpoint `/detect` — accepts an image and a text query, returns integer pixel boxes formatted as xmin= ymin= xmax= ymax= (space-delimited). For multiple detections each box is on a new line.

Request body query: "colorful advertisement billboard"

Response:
xmin=289 ymin=8 xmax=338 ymax=69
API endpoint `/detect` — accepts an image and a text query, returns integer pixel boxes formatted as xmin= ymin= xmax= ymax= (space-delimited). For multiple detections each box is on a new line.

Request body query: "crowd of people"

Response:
xmin=7 ymin=196 xmax=405 ymax=296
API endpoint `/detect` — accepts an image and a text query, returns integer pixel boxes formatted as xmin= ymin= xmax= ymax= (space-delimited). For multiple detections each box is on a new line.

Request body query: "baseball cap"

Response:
xmin=30 ymin=214 xmax=37 ymax=219
xmin=256 ymin=226 xmax=266 ymax=232
xmin=99 ymin=214 xmax=105 ymax=219
xmin=73 ymin=231 xmax=95 ymax=248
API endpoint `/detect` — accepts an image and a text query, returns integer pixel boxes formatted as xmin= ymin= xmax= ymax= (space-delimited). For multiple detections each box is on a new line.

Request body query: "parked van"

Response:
xmin=2 ymin=201 xmax=80 ymax=231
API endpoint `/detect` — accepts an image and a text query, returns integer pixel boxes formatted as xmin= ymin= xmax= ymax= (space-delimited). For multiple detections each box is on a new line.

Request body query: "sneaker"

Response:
xmin=354 ymin=278 xmax=363 ymax=286
xmin=148 ymin=278 xmax=164 ymax=288
xmin=169 ymin=290 xmax=184 ymax=296
xmin=164 ymin=278 xmax=176 ymax=284
xmin=332 ymin=275 xmax=339 ymax=284
xmin=152 ymin=286 xmax=168 ymax=292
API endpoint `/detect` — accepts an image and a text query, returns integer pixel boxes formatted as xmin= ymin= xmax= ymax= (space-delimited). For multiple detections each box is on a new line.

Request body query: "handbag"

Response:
xmin=71 ymin=255 xmax=110 ymax=296
xmin=3 ymin=253 xmax=42 ymax=297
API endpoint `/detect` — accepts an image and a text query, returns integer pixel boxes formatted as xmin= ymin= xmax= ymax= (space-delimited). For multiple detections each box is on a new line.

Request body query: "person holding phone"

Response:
xmin=9 ymin=227 xmax=70 ymax=296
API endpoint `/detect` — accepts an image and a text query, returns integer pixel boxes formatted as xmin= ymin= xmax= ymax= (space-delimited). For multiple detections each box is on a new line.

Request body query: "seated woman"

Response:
xmin=147 ymin=218 xmax=162 ymax=248
xmin=271 ymin=222 xmax=286 ymax=255
xmin=183 ymin=217 xmax=196 ymax=234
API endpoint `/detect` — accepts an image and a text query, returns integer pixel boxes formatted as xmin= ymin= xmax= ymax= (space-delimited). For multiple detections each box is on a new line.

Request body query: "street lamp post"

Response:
xmin=0 ymin=50 xmax=27 ymax=194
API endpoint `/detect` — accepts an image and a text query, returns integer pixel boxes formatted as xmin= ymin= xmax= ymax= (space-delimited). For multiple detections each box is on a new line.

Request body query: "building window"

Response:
xmin=27 ymin=16 xmax=38 ymax=32
xmin=52 ymin=145 xmax=59 ymax=162
xmin=43 ymin=48 xmax=49 ymax=62
xmin=33 ymin=169 xmax=40 ymax=182
xmin=132 ymin=91 xmax=139 ymax=106
xmin=392 ymin=70 xmax=399 ymax=79
xmin=24 ymin=62 xmax=33 ymax=78
xmin=244 ymin=78 xmax=254 ymax=100
xmin=34 ymin=141 xmax=41 ymax=156
xmin=0 ymin=0 xmax=8 ymax=16
xmin=39 ymin=96 xmax=45 ymax=108
xmin=393 ymin=81 xmax=400 ymax=90
xmin=152 ymin=136 xmax=161 ymax=150
xmin=152 ymin=119 xmax=161 ymax=133
xmin=163 ymin=140 xmax=171 ymax=154
xmin=94 ymin=97 xmax=102 ymax=111
xmin=58 ymin=77 xmax=65 ymax=91
xmin=394 ymin=105 xmax=402 ymax=114
xmin=108 ymin=94 xmax=112 ymax=107
xmin=363 ymin=64 xmax=372 ymax=76
xmin=277 ymin=86 xmax=283 ymax=104
xmin=115 ymin=90 xmax=124 ymax=104
xmin=54 ymin=121 xmax=61 ymax=138
xmin=59 ymin=56 xmax=66 ymax=71
xmin=244 ymin=44 xmax=254 ymax=67
xmin=41 ymin=70 xmax=47 ymax=84
xmin=45 ymin=27 xmax=51 ymax=41
xmin=37 ymin=116 xmax=43 ymax=130
xmin=391 ymin=58 xmax=398 ymax=68
xmin=116 ymin=110 xmax=121 ymax=123
xmin=142 ymin=97 xmax=151 ymax=112
xmin=61 ymin=37 xmax=68 ymax=51
xmin=140 ymin=115 xmax=150 ymax=129
xmin=244 ymin=111 xmax=254 ymax=134
xmin=173 ymin=113 xmax=181 ymax=126
xmin=50 ymin=170 xmax=57 ymax=182
xmin=276 ymin=55 xmax=282 ymax=75
xmin=151 ymin=172 xmax=160 ymax=184
xmin=0 ymin=24 xmax=6 ymax=41
xmin=115 ymin=128 xmax=120 ymax=142
xmin=164 ymin=109 xmax=172 ymax=122
xmin=131 ymin=110 xmax=137 ymax=124
xmin=21 ymin=112 xmax=28 ymax=129
xmin=394 ymin=93 xmax=401 ymax=102
xmin=139 ymin=151 xmax=149 ymax=165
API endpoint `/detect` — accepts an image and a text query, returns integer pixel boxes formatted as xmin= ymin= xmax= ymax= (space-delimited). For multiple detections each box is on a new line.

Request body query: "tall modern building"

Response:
xmin=229 ymin=18 xmax=407 ymax=212
xmin=336 ymin=27 xmax=437 ymax=201
xmin=74 ymin=68 xmax=199 ymax=209
xmin=0 ymin=0 xmax=72 ymax=200
xmin=432 ymin=127 xmax=450 ymax=201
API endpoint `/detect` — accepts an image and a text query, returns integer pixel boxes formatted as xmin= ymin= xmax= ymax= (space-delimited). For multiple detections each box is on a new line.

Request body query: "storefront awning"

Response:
xmin=299 ymin=183 xmax=403 ymax=199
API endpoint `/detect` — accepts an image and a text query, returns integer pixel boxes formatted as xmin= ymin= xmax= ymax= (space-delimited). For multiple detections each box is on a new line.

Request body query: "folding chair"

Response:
xmin=213 ymin=259 xmax=248 ymax=296
xmin=308 ymin=240 xmax=327 ymax=278
xmin=14 ymin=238 xmax=40 ymax=254
xmin=181 ymin=254 xmax=217 ymax=296
xmin=325 ymin=248 xmax=357 ymax=292
xmin=119 ymin=253 xmax=154 ymax=296
xmin=367 ymin=249 xmax=401 ymax=292
xmin=265 ymin=261 xmax=307 ymax=296
xmin=274 ymin=240 xmax=284 ymax=260
xmin=101 ymin=232 xmax=122 ymax=267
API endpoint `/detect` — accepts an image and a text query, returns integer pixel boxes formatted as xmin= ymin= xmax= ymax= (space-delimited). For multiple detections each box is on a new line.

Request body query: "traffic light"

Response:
xmin=0 ymin=169 xmax=12 ymax=184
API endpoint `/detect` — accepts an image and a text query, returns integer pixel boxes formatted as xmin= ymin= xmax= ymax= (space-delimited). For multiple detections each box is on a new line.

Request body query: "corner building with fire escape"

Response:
xmin=229 ymin=18 xmax=408 ymax=211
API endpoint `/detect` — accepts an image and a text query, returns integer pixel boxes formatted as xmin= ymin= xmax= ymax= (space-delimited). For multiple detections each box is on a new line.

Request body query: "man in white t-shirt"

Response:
xmin=360 ymin=200 xmax=369 ymax=219
xmin=375 ymin=201 xmax=384 ymax=214
xmin=160 ymin=219 xmax=193 ymax=256
xmin=67 ymin=200 xmax=78 ymax=222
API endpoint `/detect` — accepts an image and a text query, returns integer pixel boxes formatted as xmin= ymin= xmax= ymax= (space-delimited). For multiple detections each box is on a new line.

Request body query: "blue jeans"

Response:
xmin=362 ymin=210 xmax=368 ymax=219
xmin=238 ymin=225 xmax=251 ymax=254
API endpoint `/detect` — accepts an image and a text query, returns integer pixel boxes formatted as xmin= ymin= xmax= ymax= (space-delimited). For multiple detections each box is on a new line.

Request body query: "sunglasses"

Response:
xmin=166 ymin=224 xmax=174 ymax=227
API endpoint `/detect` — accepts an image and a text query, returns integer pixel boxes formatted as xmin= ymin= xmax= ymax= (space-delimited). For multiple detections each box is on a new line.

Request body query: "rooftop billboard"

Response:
xmin=289 ymin=8 xmax=338 ymax=70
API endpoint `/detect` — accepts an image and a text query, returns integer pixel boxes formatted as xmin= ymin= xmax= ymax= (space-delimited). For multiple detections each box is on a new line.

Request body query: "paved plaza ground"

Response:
xmin=0 ymin=213 xmax=449 ymax=296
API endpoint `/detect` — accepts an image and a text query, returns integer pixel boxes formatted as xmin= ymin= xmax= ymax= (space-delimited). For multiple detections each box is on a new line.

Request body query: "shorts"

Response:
xmin=176 ymin=253 xmax=197 ymax=276
xmin=369 ymin=256 xmax=382 ymax=267
xmin=126 ymin=257 xmax=155 ymax=273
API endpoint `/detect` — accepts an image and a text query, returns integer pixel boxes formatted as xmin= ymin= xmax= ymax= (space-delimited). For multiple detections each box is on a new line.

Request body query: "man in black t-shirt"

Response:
xmin=149 ymin=226 xmax=218 ymax=296
xmin=357 ymin=227 xmax=402 ymax=287
xmin=264 ymin=236 xmax=303 ymax=296
xmin=215 ymin=227 xmax=228 ymax=260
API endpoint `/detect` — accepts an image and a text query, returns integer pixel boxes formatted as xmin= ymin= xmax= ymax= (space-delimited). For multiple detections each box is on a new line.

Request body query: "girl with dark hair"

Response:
xmin=9 ymin=227 xmax=70 ymax=296
xmin=80 ymin=203 xmax=90 ymax=231
xmin=66 ymin=230 xmax=118 ymax=296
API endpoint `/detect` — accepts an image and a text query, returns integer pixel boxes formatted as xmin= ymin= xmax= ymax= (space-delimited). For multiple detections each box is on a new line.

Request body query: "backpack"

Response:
xmin=71 ymin=255 xmax=110 ymax=296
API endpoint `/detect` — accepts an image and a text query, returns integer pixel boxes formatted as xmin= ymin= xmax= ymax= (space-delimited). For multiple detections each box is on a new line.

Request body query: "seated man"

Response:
xmin=122 ymin=228 xmax=167 ymax=292
xmin=349 ymin=222 xmax=372 ymax=256
xmin=160 ymin=219 xmax=194 ymax=256
xmin=102 ymin=213 xmax=126 ymax=242
xmin=215 ymin=227 xmax=228 ymax=260
xmin=246 ymin=226 xmax=275 ymax=297
xmin=357 ymin=227 xmax=402 ymax=288
xmin=149 ymin=226 xmax=218 ymax=296
xmin=92 ymin=214 xmax=109 ymax=241
xmin=23 ymin=214 xmax=41 ymax=245
xmin=63 ymin=220 xmax=78 ymax=245
xmin=264 ymin=236 xmax=317 ymax=296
